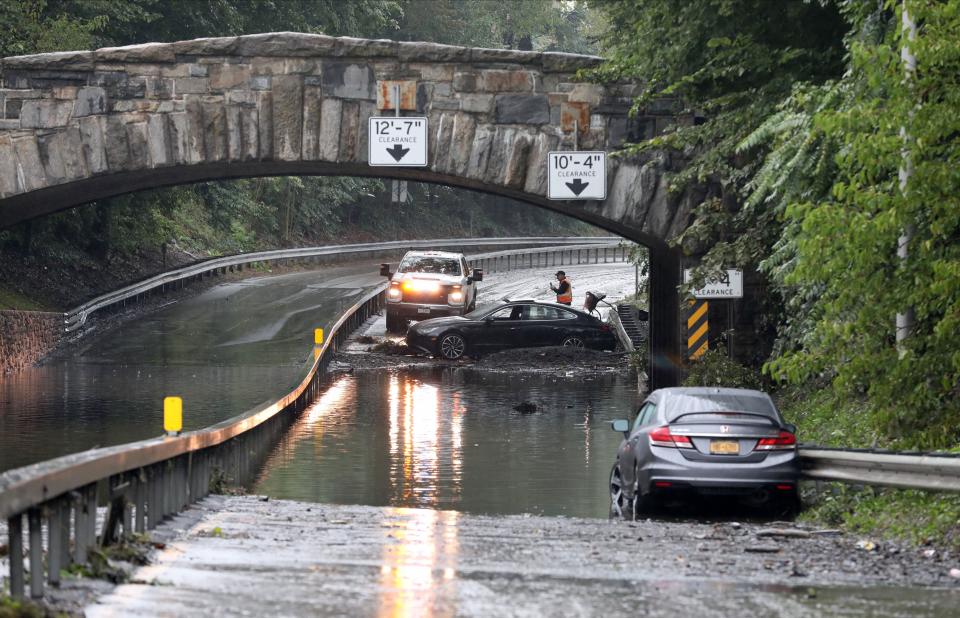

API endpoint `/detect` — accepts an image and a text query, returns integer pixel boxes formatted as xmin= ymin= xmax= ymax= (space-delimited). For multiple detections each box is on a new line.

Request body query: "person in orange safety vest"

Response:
xmin=550 ymin=270 xmax=573 ymax=305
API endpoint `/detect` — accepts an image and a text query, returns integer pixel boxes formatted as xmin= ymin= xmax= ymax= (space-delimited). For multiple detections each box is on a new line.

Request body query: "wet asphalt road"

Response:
xmin=86 ymin=496 xmax=960 ymax=617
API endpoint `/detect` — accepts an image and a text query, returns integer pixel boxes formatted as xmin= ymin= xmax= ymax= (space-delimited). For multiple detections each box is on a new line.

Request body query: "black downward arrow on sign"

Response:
xmin=565 ymin=178 xmax=589 ymax=196
xmin=386 ymin=144 xmax=410 ymax=162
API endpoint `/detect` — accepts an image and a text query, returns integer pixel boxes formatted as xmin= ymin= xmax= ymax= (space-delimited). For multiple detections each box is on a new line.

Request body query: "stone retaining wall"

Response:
xmin=0 ymin=310 xmax=62 ymax=374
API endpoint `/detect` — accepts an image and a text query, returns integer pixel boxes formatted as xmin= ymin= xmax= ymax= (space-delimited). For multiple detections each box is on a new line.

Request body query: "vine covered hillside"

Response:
xmin=592 ymin=0 xmax=960 ymax=451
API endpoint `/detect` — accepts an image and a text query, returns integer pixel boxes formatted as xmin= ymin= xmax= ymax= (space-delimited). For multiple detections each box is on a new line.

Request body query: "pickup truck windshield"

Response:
xmin=398 ymin=256 xmax=461 ymax=275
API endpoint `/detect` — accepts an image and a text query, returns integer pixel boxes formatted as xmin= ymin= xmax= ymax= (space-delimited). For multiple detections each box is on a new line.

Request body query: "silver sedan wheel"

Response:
xmin=609 ymin=464 xmax=628 ymax=518
xmin=439 ymin=333 xmax=466 ymax=360
xmin=562 ymin=336 xmax=585 ymax=348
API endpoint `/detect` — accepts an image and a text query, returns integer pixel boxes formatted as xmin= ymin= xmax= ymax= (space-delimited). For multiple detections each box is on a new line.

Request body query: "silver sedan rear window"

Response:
xmin=662 ymin=393 xmax=779 ymax=422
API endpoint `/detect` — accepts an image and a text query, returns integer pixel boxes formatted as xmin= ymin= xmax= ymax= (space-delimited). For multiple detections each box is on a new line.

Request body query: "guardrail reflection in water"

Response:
xmin=0 ymin=285 xmax=387 ymax=600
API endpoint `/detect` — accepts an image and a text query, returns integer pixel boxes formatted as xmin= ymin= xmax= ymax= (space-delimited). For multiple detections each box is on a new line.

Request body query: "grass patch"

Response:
xmin=0 ymin=596 xmax=47 ymax=618
xmin=779 ymin=383 xmax=960 ymax=548
xmin=776 ymin=384 xmax=876 ymax=447
xmin=0 ymin=287 xmax=48 ymax=311
xmin=800 ymin=485 xmax=960 ymax=550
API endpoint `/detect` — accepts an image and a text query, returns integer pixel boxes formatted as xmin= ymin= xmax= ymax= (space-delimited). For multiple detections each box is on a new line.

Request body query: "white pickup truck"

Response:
xmin=380 ymin=250 xmax=483 ymax=332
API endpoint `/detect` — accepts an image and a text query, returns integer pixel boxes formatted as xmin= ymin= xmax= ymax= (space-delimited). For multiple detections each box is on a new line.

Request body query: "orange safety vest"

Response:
xmin=556 ymin=278 xmax=573 ymax=304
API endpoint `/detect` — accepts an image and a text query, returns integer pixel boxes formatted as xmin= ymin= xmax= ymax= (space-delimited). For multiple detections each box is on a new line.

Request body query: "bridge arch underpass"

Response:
xmin=0 ymin=32 xmax=692 ymax=386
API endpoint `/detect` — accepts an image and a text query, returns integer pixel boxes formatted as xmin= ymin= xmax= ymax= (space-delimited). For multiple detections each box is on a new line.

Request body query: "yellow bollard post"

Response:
xmin=314 ymin=328 xmax=324 ymax=345
xmin=164 ymin=396 xmax=183 ymax=436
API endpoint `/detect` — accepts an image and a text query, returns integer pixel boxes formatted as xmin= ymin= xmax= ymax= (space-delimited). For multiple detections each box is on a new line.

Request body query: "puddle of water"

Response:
xmin=253 ymin=369 xmax=640 ymax=518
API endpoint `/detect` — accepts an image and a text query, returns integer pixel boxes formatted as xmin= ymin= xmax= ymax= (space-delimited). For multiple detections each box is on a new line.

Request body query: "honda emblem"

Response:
xmin=720 ymin=425 xmax=730 ymax=433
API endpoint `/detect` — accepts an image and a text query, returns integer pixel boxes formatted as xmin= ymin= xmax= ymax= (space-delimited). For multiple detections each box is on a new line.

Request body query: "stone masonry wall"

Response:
xmin=0 ymin=33 xmax=693 ymax=245
xmin=0 ymin=310 xmax=62 ymax=374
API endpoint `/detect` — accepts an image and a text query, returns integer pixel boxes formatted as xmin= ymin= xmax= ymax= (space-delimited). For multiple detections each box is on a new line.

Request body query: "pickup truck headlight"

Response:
xmin=387 ymin=285 xmax=402 ymax=301
xmin=403 ymin=280 xmax=441 ymax=293
xmin=448 ymin=289 xmax=464 ymax=305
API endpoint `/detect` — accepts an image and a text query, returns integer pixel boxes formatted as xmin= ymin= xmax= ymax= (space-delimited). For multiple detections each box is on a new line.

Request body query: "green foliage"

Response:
xmin=776 ymin=384 xmax=876 ymax=447
xmin=590 ymin=0 xmax=848 ymax=334
xmin=682 ymin=342 xmax=763 ymax=390
xmin=394 ymin=0 xmax=598 ymax=53
xmin=767 ymin=1 xmax=960 ymax=449
xmin=801 ymin=485 xmax=960 ymax=550
xmin=0 ymin=596 xmax=45 ymax=618
xmin=0 ymin=0 xmax=106 ymax=56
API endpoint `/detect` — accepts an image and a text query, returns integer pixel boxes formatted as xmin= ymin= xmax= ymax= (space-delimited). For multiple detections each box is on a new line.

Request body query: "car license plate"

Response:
xmin=709 ymin=440 xmax=740 ymax=455
xmin=417 ymin=307 xmax=430 ymax=314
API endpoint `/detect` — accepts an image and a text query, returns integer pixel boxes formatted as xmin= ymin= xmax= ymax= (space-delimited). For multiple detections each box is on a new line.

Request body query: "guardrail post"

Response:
xmin=134 ymin=471 xmax=145 ymax=533
xmin=73 ymin=491 xmax=87 ymax=563
xmin=8 ymin=513 xmax=25 ymax=599
xmin=59 ymin=500 xmax=71 ymax=568
xmin=147 ymin=467 xmax=158 ymax=529
xmin=48 ymin=502 xmax=62 ymax=586
xmin=28 ymin=508 xmax=43 ymax=598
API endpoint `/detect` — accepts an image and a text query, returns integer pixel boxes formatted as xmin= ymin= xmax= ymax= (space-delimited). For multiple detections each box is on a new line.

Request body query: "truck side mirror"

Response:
xmin=379 ymin=263 xmax=392 ymax=278
xmin=471 ymin=268 xmax=484 ymax=282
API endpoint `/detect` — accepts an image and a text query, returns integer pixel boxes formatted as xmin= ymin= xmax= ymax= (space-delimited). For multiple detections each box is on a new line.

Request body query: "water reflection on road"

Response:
xmin=253 ymin=369 xmax=638 ymax=518
xmin=376 ymin=508 xmax=460 ymax=618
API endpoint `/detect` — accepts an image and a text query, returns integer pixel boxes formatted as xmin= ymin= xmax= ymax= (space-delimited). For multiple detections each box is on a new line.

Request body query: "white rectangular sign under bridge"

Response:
xmin=683 ymin=269 xmax=744 ymax=299
xmin=547 ymin=151 xmax=606 ymax=200
xmin=368 ymin=117 xmax=428 ymax=166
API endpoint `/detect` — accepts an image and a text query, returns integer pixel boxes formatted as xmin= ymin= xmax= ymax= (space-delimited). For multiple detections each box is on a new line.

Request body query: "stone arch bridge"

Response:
xmin=0 ymin=33 xmax=695 ymax=386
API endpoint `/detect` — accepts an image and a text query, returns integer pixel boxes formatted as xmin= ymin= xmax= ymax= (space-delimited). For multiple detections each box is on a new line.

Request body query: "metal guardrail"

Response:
xmin=0 ymin=283 xmax=387 ymax=600
xmin=799 ymin=448 xmax=960 ymax=492
xmin=470 ymin=243 xmax=626 ymax=274
xmin=63 ymin=236 xmax=619 ymax=331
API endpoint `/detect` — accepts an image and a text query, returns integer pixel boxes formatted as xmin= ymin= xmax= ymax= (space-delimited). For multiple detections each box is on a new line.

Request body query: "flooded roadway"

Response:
xmin=0 ymin=263 xmax=379 ymax=472
xmin=3 ymin=261 xmax=959 ymax=615
xmin=253 ymin=370 xmax=638 ymax=518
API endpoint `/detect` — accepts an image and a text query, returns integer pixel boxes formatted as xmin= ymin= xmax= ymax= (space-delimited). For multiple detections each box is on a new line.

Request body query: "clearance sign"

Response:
xmin=683 ymin=269 xmax=743 ymax=299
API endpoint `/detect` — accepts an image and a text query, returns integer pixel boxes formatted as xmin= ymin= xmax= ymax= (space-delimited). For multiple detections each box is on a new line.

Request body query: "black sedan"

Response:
xmin=608 ymin=387 xmax=800 ymax=518
xmin=406 ymin=299 xmax=618 ymax=360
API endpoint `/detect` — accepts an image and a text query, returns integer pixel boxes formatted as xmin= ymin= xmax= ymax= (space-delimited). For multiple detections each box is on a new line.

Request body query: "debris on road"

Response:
xmin=756 ymin=528 xmax=813 ymax=539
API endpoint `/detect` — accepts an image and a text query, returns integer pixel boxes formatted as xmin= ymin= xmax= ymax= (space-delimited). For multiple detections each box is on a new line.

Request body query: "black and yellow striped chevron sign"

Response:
xmin=687 ymin=299 xmax=709 ymax=360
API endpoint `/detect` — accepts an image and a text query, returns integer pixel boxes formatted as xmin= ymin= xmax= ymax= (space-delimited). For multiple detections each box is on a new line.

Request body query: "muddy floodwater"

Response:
xmin=254 ymin=369 xmax=639 ymax=518
xmin=0 ymin=266 xmax=376 ymax=472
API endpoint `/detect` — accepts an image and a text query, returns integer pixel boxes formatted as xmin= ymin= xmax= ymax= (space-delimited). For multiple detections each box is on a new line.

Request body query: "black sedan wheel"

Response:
xmin=438 ymin=333 xmax=466 ymax=360
xmin=609 ymin=464 xmax=630 ymax=518
xmin=561 ymin=336 xmax=585 ymax=348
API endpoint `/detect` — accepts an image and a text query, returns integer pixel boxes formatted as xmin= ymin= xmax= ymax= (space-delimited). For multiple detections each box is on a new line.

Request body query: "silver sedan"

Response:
xmin=608 ymin=387 xmax=800 ymax=518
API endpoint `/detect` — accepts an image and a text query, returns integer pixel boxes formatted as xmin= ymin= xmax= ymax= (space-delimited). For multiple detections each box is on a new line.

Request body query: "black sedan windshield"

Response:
xmin=465 ymin=302 xmax=504 ymax=318
xmin=398 ymin=256 xmax=461 ymax=275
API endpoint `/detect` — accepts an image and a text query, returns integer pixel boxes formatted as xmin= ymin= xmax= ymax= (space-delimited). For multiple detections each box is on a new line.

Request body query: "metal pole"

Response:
xmin=896 ymin=1 xmax=916 ymax=352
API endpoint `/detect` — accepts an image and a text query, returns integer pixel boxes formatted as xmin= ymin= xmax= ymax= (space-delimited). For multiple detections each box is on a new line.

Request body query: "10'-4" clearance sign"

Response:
xmin=683 ymin=269 xmax=744 ymax=299
xmin=547 ymin=151 xmax=606 ymax=200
